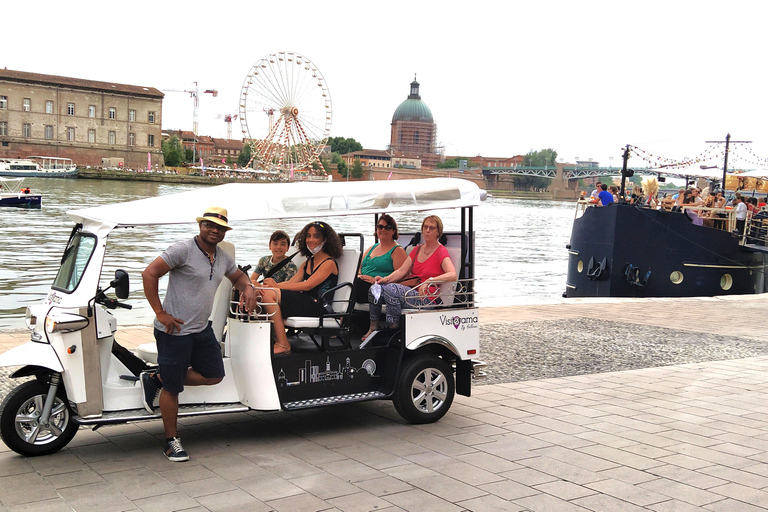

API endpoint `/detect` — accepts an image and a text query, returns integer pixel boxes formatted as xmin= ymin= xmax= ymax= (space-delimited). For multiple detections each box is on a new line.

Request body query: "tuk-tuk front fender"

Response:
xmin=0 ymin=342 xmax=63 ymax=373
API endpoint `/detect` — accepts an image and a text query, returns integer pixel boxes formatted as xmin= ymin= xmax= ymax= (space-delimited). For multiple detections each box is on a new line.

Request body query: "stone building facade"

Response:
xmin=0 ymin=69 xmax=165 ymax=168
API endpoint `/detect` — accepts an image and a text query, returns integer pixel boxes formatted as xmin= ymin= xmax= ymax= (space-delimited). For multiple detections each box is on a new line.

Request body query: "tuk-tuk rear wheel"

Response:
xmin=393 ymin=354 xmax=455 ymax=424
xmin=0 ymin=380 xmax=78 ymax=457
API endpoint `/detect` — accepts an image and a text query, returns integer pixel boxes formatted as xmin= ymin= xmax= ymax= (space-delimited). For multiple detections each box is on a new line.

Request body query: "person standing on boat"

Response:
xmin=140 ymin=206 xmax=258 ymax=462
xmin=734 ymin=196 xmax=748 ymax=235
xmin=597 ymin=184 xmax=614 ymax=206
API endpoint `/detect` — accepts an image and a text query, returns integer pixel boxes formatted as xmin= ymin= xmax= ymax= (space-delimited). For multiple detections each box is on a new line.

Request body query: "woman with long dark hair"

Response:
xmin=257 ymin=221 xmax=343 ymax=355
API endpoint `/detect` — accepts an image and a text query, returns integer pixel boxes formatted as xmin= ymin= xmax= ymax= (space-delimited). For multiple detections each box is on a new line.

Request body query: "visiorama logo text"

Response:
xmin=439 ymin=314 xmax=479 ymax=331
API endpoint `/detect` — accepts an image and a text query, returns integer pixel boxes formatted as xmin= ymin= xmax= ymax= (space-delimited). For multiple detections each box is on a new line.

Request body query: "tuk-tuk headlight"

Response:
xmin=25 ymin=307 xmax=37 ymax=330
xmin=45 ymin=313 xmax=89 ymax=333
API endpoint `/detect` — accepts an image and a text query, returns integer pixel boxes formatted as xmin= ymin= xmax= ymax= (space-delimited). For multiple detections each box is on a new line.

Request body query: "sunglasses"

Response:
xmin=376 ymin=224 xmax=394 ymax=231
xmin=201 ymin=221 xmax=226 ymax=231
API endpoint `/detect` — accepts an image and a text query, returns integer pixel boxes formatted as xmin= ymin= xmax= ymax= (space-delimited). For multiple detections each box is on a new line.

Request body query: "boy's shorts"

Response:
xmin=153 ymin=323 xmax=224 ymax=394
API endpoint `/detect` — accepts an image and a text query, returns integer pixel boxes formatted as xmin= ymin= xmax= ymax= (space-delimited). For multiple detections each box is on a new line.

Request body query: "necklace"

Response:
xmin=421 ymin=244 xmax=438 ymax=258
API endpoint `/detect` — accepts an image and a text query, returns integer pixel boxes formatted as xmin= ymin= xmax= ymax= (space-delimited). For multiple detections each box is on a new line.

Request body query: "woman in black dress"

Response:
xmin=256 ymin=221 xmax=343 ymax=355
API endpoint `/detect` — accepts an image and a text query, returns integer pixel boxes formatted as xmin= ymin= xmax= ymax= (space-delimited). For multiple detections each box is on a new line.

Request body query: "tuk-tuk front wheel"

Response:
xmin=0 ymin=380 xmax=78 ymax=457
xmin=394 ymin=354 xmax=455 ymax=424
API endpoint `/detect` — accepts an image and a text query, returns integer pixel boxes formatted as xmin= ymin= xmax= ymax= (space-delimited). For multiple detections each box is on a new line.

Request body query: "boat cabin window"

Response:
xmin=52 ymin=233 xmax=97 ymax=293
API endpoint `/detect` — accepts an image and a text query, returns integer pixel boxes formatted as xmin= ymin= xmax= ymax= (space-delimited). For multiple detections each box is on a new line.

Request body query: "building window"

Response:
xmin=0 ymin=122 xmax=7 ymax=136
xmin=147 ymin=134 xmax=155 ymax=147
xmin=148 ymin=111 xmax=155 ymax=124
xmin=88 ymin=129 xmax=96 ymax=143
xmin=67 ymin=127 xmax=75 ymax=141
xmin=129 ymin=109 xmax=136 ymax=122
xmin=0 ymin=96 xmax=7 ymax=109
xmin=129 ymin=133 xmax=135 ymax=146
xmin=88 ymin=105 xmax=95 ymax=118
xmin=68 ymin=103 xmax=75 ymax=116
xmin=46 ymin=100 xmax=54 ymax=114
xmin=22 ymin=124 xmax=31 ymax=137
xmin=109 ymin=107 xmax=116 ymax=120
xmin=22 ymin=98 xmax=31 ymax=112
xmin=45 ymin=125 xmax=54 ymax=140
xmin=108 ymin=131 xmax=116 ymax=145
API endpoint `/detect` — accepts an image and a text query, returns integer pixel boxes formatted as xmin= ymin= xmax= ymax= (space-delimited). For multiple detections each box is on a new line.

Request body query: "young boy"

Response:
xmin=251 ymin=230 xmax=297 ymax=284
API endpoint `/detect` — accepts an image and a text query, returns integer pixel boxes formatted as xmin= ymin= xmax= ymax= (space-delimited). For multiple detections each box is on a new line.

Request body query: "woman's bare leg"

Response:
xmin=259 ymin=288 xmax=290 ymax=354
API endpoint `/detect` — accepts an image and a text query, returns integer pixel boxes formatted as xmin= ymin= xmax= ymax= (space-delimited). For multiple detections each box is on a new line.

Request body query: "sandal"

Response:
xmin=273 ymin=343 xmax=291 ymax=356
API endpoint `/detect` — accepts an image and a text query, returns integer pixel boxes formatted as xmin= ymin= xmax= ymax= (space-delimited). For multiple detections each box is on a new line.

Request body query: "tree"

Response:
xmin=184 ymin=148 xmax=194 ymax=163
xmin=237 ymin=143 xmax=252 ymax=168
xmin=161 ymin=136 xmax=184 ymax=167
xmin=514 ymin=149 xmax=558 ymax=191
xmin=437 ymin=157 xmax=472 ymax=169
xmin=351 ymin=159 xmax=364 ymax=179
xmin=331 ymin=152 xmax=347 ymax=178
xmin=327 ymin=136 xmax=363 ymax=156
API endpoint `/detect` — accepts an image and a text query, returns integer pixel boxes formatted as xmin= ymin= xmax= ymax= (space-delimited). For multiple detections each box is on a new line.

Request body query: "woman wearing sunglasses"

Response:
xmin=357 ymin=214 xmax=408 ymax=341
xmin=366 ymin=215 xmax=457 ymax=339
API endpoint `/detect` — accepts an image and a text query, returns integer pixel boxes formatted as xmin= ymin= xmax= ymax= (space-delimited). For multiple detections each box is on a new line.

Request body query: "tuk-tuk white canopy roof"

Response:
xmin=68 ymin=178 xmax=486 ymax=230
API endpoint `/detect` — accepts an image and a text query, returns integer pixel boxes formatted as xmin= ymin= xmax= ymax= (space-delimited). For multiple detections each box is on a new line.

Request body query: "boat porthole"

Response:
xmin=577 ymin=260 xmax=584 ymax=273
xmin=670 ymin=271 xmax=684 ymax=285
xmin=720 ymin=274 xmax=733 ymax=291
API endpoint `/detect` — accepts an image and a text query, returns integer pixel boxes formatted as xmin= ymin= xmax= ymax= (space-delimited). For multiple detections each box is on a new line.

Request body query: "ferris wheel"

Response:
xmin=239 ymin=52 xmax=332 ymax=175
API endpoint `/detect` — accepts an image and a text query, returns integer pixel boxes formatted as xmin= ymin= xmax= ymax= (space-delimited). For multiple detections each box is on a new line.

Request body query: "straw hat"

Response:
xmin=196 ymin=206 xmax=231 ymax=230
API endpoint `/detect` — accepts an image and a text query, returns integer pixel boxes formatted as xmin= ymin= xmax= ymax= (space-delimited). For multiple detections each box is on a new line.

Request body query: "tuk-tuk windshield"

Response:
xmin=52 ymin=232 xmax=97 ymax=293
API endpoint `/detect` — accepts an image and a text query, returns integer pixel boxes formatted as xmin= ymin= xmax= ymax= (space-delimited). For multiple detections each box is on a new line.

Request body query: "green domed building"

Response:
xmin=389 ymin=76 xmax=439 ymax=168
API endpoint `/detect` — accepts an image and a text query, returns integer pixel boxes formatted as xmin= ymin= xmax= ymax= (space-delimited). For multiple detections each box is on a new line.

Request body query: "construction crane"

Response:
xmin=163 ymin=82 xmax=218 ymax=162
xmin=215 ymin=114 xmax=238 ymax=140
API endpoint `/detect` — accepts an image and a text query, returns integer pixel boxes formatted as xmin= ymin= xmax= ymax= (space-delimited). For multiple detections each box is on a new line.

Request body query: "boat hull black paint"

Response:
xmin=565 ymin=204 xmax=768 ymax=297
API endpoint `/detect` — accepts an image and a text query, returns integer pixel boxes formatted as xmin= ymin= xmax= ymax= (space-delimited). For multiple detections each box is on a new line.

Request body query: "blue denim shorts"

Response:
xmin=153 ymin=323 xmax=225 ymax=394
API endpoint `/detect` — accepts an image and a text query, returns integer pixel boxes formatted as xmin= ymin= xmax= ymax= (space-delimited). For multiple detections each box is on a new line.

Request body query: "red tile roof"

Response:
xmin=0 ymin=68 xmax=164 ymax=99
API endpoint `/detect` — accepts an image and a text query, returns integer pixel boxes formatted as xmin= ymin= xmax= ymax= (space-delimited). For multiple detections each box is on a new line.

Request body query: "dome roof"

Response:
xmin=391 ymin=77 xmax=434 ymax=123
xmin=392 ymin=99 xmax=434 ymax=123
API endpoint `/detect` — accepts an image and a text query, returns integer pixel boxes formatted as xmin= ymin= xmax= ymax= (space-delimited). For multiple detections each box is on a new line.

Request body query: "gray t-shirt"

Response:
xmin=153 ymin=237 xmax=238 ymax=336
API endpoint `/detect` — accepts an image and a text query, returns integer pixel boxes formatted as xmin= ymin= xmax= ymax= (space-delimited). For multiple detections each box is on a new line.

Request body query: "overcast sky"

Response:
xmin=4 ymin=0 xmax=767 ymax=169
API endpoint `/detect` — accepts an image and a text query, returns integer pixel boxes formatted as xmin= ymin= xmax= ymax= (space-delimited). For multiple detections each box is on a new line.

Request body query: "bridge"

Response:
xmin=481 ymin=166 xmax=692 ymax=180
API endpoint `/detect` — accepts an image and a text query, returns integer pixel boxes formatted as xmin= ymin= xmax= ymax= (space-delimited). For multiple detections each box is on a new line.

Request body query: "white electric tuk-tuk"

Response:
xmin=0 ymin=178 xmax=486 ymax=456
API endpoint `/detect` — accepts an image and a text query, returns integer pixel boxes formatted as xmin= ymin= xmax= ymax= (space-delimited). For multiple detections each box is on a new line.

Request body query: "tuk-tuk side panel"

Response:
xmin=403 ymin=308 xmax=480 ymax=359
xmin=227 ymin=320 xmax=281 ymax=410
xmin=272 ymin=347 xmax=400 ymax=405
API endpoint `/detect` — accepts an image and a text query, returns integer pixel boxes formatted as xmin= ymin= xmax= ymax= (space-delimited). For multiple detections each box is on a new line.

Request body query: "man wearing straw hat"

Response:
xmin=141 ymin=206 xmax=258 ymax=462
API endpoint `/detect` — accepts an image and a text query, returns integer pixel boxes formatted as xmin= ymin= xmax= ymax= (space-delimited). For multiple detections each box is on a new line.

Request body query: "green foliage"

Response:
xmin=351 ymin=159 xmax=364 ymax=179
xmin=184 ymin=148 xmax=194 ymax=163
xmin=437 ymin=157 xmax=471 ymax=169
xmin=331 ymin=152 xmax=348 ymax=177
xmin=514 ymin=148 xmax=558 ymax=191
xmin=161 ymin=136 xmax=184 ymax=167
xmin=523 ymin=148 xmax=558 ymax=167
xmin=237 ymin=143 xmax=252 ymax=168
xmin=327 ymin=136 xmax=363 ymax=156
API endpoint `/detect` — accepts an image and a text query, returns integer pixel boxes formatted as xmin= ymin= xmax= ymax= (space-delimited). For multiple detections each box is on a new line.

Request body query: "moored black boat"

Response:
xmin=565 ymin=202 xmax=768 ymax=298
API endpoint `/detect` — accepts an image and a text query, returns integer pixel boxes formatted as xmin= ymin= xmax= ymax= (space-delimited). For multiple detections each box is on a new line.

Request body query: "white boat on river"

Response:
xmin=0 ymin=156 xmax=78 ymax=178
xmin=0 ymin=177 xmax=41 ymax=208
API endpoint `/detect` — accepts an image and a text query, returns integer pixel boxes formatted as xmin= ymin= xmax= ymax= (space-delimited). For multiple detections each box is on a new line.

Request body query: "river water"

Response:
xmin=0 ymin=178 xmax=575 ymax=330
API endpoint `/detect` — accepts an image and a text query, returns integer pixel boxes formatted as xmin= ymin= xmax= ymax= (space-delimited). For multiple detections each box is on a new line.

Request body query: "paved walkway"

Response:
xmin=1 ymin=296 xmax=768 ymax=511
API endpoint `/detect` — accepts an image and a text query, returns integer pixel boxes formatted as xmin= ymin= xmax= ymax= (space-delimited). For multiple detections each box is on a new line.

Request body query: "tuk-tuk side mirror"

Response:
xmin=111 ymin=270 xmax=130 ymax=299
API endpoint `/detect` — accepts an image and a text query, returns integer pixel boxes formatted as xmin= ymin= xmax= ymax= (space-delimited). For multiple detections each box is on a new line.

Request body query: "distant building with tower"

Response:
xmin=388 ymin=76 xmax=442 ymax=169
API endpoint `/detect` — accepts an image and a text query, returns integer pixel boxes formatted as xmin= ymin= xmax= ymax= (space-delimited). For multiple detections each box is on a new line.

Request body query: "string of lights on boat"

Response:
xmin=628 ymin=143 xmax=768 ymax=177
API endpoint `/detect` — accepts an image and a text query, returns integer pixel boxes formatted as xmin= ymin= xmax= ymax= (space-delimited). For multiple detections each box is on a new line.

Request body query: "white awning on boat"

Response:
xmin=67 ymin=178 xmax=486 ymax=231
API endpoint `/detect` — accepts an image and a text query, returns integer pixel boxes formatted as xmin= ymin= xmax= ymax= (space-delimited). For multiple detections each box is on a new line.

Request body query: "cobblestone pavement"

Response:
xmin=2 ymin=298 xmax=768 ymax=511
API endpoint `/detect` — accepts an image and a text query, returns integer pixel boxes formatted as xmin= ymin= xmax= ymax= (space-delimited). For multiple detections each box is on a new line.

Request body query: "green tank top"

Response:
xmin=360 ymin=243 xmax=397 ymax=277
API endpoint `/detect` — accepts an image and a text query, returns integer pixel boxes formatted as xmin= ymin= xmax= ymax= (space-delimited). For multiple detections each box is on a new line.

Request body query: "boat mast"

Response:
xmin=705 ymin=133 xmax=750 ymax=192
xmin=619 ymin=145 xmax=630 ymax=202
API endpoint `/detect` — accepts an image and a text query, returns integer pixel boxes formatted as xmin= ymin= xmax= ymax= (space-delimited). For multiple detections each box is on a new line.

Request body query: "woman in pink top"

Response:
xmin=366 ymin=215 xmax=457 ymax=335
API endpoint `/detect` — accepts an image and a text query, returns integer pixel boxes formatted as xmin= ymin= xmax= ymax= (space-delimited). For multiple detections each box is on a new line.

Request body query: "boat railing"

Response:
xmin=682 ymin=205 xmax=768 ymax=246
